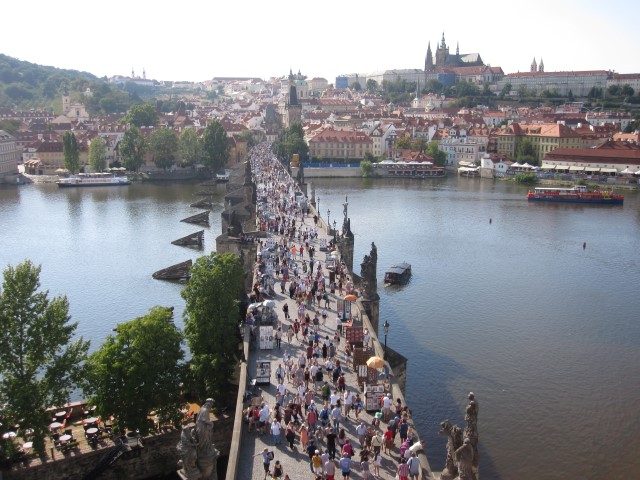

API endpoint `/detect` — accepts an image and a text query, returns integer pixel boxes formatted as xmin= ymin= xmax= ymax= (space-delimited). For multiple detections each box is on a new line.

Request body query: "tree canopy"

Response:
xmin=178 ymin=128 xmax=203 ymax=167
xmin=62 ymin=131 xmax=80 ymax=173
xmin=181 ymin=252 xmax=243 ymax=402
xmin=89 ymin=136 xmax=107 ymax=172
xmin=516 ymin=138 xmax=537 ymax=164
xmin=83 ymin=306 xmax=184 ymax=435
xmin=202 ymin=120 xmax=229 ymax=173
xmin=0 ymin=260 xmax=90 ymax=452
xmin=149 ymin=127 xmax=178 ymax=170
xmin=273 ymin=122 xmax=308 ymax=163
xmin=120 ymin=126 xmax=147 ymax=172
xmin=121 ymin=102 xmax=159 ymax=128
xmin=427 ymin=141 xmax=447 ymax=167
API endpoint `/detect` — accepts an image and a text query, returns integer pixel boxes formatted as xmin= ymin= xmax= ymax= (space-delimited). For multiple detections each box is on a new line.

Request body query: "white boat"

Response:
xmin=215 ymin=170 xmax=230 ymax=182
xmin=56 ymin=173 xmax=130 ymax=188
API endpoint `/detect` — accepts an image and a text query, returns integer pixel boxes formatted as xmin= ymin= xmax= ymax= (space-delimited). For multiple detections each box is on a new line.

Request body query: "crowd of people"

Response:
xmin=242 ymin=143 xmax=425 ymax=480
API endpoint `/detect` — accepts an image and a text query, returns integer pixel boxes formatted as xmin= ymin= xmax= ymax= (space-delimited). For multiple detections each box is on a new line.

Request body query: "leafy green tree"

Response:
xmin=425 ymin=79 xmax=443 ymax=94
xmin=62 ymin=131 xmax=80 ymax=173
xmin=178 ymin=128 xmax=203 ymax=167
xmin=621 ymin=84 xmax=634 ymax=96
xmin=350 ymin=81 xmax=362 ymax=92
xmin=360 ymin=160 xmax=373 ymax=177
xmin=0 ymin=260 xmax=90 ymax=452
xmin=273 ymin=121 xmax=308 ymax=163
xmin=427 ymin=141 xmax=446 ymax=167
xmin=411 ymin=137 xmax=428 ymax=153
xmin=588 ymin=87 xmax=603 ymax=99
xmin=120 ymin=126 xmax=147 ymax=172
xmin=395 ymin=135 xmax=412 ymax=150
xmin=89 ymin=136 xmax=107 ymax=172
xmin=514 ymin=172 xmax=537 ymax=184
xmin=455 ymin=80 xmax=480 ymax=97
xmin=499 ymin=83 xmax=512 ymax=98
xmin=121 ymin=102 xmax=158 ymax=128
xmin=516 ymin=138 xmax=537 ymax=164
xmin=181 ymin=252 xmax=243 ymax=402
xmin=202 ymin=120 xmax=229 ymax=173
xmin=567 ymin=90 xmax=575 ymax=102
xmin=83 ymin=306 xmax=184 ymax=435
xmin=149 ymin=127 xmax=178 ymax=170
xmin=0 ymin=119 xmax=21 ymax=135
xmin=607 ymin=85 xmax=621 ymax=96
xmin=366 ymin=79 xmax=378 ymax=92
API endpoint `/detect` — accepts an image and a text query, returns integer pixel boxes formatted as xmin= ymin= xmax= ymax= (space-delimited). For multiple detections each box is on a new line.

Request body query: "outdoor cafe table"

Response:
xmin=49 ymin=422 xmax=64 ymax=431
xmin=86 ymin=427 xmax=99 ymax=435
xmin=55 ymin=411 xmax=66 ymax=419
xmin=2 ymin=431 xmax=16 ymax=439
xmin=84 ymin=417 xmax=99 ymax=424
xmin=59 ymin=434 xmax=72 ymax=443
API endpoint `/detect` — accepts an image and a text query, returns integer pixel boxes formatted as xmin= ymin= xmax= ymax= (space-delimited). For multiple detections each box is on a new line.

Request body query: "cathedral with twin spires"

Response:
xmin=425 ymin=32 xmax=484 ymax=72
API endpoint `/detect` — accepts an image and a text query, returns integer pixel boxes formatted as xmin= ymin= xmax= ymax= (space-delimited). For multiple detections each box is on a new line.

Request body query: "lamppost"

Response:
xmin=383 ymin=320 xmax=390 ymax=360
xmin=333 ymin=220 xmax=337 ymax=242
xmin=327 ymin=209 xmax=331 ymax=231
xmin=317 ymin=197 xmax=320 ymax=218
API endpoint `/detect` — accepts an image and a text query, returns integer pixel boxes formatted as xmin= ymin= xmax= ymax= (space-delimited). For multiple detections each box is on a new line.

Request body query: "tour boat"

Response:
xmin=57 ymin=173 xmax=130 ymax=188
xmin=216 ymin=170 xmax=230 ymax=182
xmin=383 ymin=262 xmax=412 ymax=285
xmin=373 ymin=160 xmax=445 ymax=179
xmin=527 ymin=185 xmax=624 ymax=205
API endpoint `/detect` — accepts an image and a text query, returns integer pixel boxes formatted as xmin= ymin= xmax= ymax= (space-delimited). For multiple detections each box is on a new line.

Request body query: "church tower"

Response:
xmin=538 ymin=58 xmax=544 ymax=72
xmin=425 ymin=42 xmax=434 ymax=72
xmin=283 ymin=85 xmax=302 ymax=128
xmin=435 ymin=32 xmax=449 ymax=68
xmin=531 ymin=57 xmax=537 ymax=73
xmin=62 ymin=85 xmax=70 ymax=116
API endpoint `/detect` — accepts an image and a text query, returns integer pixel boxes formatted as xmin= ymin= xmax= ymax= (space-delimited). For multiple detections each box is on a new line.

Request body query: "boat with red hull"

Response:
xmin=527 ymin=185 xmax=624 ymax=205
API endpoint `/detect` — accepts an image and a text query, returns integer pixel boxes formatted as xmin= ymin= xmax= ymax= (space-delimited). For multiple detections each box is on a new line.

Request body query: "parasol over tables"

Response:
xmin=366 ymin=356 xmax=385 ymax=369
xmin=262 ymin=300 xmax=276 ymax=308
xmin=344 ymin=294 xmax=357 ymax=302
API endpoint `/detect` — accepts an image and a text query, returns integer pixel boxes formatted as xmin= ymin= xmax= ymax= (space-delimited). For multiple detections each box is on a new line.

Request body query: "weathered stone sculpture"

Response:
xmin=177 ymin=424 xmax=200 ymax=479
xmin=438 ymin=420 xmax=463 ymax=480
xmin=464 ymin=392 xmax=479 ymax=471
xmin=177 ymin=399 xmax=219 ymax=480
xmin=360 ymin=242 xmax=378 ymax=300
xmin=455 ymin=438 xmax=477 ymax=480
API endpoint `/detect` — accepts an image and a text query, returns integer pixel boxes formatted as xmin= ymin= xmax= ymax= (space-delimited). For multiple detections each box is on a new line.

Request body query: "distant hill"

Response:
xmin=0 ymin=54 xmax=138 ymax=114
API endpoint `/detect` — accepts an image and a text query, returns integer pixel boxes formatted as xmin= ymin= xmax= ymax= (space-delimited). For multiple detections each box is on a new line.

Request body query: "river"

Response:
xmin=1 ymin=176 xmax=639 ymax=479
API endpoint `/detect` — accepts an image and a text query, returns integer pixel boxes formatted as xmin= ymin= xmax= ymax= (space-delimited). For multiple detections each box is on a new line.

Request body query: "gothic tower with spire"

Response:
xmin=425 ymin=42 xmax=434 ymax=72
xmin=531 ymin=57 xmax=537 ymax=73
xmin=538 ymin=58 xmax=544 ymax=72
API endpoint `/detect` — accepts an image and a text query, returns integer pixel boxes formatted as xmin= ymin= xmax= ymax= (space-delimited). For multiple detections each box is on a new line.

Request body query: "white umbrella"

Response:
xmin=262 ymin=300 xmax=276 ymax=308
xmin=248 ymin=302 xmax=262 ymax=310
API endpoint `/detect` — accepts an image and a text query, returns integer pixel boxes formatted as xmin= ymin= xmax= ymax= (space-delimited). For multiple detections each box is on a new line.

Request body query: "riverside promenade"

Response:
xmin=230 ymin=145 xmax=435 ymax=480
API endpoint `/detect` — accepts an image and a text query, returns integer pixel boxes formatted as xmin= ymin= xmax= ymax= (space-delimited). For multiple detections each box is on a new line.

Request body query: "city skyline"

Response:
xmin=2 ymin=0 xmax=639 ymax=84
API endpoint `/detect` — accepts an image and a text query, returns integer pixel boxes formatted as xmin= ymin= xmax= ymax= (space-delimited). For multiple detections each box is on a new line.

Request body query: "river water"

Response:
xmin=1 ymin=177 xmax=639 ymax=479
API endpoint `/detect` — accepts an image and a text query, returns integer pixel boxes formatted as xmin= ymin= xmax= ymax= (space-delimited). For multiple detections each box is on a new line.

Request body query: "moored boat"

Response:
xmin=216 ymin=170 xmax=230 ymax=182
xmin=527 ymin=185 xmax=623 ymax=205
xmin=384 ymin=262 xmax=412 ymax=284
xmin=57 ymin=173 xmax=130 ymax=188
xmin=373 ymin=160 xmax=445 ymax=178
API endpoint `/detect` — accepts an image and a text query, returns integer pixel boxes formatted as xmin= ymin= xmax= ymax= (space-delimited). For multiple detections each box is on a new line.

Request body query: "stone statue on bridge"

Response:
xmin=438 ymin=420 xmax=463 ymax=480
xmin=177 ymin=398 xmax=219 ymax=480
xmin=360 ymin=242 xmax=378 ymax=300
xmin=455 ymin=438 xmax=477 ymax=480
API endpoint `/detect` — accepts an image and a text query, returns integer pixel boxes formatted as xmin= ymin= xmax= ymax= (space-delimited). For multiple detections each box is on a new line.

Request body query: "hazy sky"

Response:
xmin=3 ymin=0 xmax=639 ymax=83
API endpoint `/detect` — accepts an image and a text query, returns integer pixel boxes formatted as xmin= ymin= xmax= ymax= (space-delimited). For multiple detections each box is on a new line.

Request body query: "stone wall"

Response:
xmin=8 ymin=415 xmax=234 ymax=480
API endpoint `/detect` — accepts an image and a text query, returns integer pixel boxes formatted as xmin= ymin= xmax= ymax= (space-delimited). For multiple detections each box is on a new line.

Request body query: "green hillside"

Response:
xmin=0 ymin=54 xmax=137 ymax=114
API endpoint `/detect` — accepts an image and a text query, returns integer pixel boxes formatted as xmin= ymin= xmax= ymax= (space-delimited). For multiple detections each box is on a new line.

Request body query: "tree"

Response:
xmin=499 ymin=83 xmax=512 ymax=99
xmin=273 ymin=122 xmax=308 ymax=163
xmin=0 ymin=119 xmax=21 ymax=135
xmin=426 ymin=141 xmax=446 ymax=167
xmin=516 ymin=138 xmax=537 ymax=164
xmin=62 ymin=131 xmax=80 ymax=173
xmin=0 ymin=260 xmax=89 ymax=452
xmin=607 ymin=85 xmax=621 ymax=97
xmin=202 ymin=120 xmax=229 ymax=173
xmin=395 ymin=135 xmax=412 ymax=150
xmin=89 ymin=136 xmax=107 ymax=172
xmin=149 ymin=128 xmax=178 ymax=170
xmin=411 ymin=137 xmax=428 ymax=153
xmin=350 ymin=81 xmax=362 ymax=92
xmin=181 ymin=252 xmax=243 ymax=402
xmin=360 ymin=160 xmax=373 ymax=177
xmin=425 ymin=79 xmax=443 ymax=94
xmin=83 ymin=307 xmax=184 ymax=435
xmin=120 ymin=126 xmax=147 ymax=172
xmin=178 ymin=128 xmax=203 ymax=167
xmin=567 ymin=90 xmax=575 ymax=102
xmin=621 ymin=84 xmax=634 ymax=96
xmin=366 ymin=79 xmax=378 ymax=92
xmin=121 ymin=102 xmax=158 ymax=127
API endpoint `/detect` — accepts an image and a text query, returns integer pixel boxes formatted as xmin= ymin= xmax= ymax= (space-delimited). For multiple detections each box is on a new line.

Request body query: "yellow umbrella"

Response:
xmin=366 ymin=356 xmax=385 ymax=369
xmin=344 ymin=294 xmax=357 ymax=302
